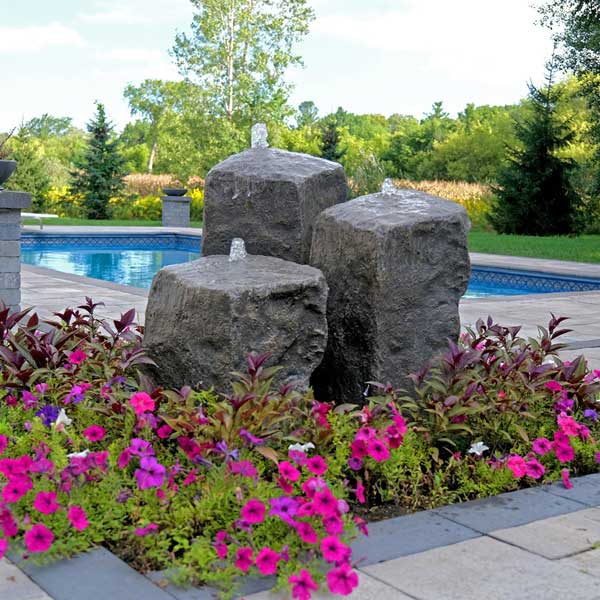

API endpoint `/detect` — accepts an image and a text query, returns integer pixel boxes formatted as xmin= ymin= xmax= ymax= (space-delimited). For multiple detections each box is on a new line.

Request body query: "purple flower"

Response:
xmin=116 ymin=489 xmax=133 ymax=504
xmin=64 ymin=383 xmax=91 ymax=405
xmin=269 ymin=496 xmax=299 ymax=524
xmin=215 ymin=441 xmax=239 ymax=462
xmin=239 ymin=429 xmax=264 ymax=446
xmin=135 ymin=457 xmax=166 ymax=490
xmin=129 ymin=438 xmax=155 ymax=458
xmin=348 ymin=457 xmax=363 ymax=471
xmin=22 ymin=391 xmax=39 ymax=410
xmin=35 ymin=405 xmax=59 ymax=427
xmin=584 ymin=409 xmax=598 ymax=423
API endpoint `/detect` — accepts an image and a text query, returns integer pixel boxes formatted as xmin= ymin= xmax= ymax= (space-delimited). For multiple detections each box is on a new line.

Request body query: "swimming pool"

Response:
xmin=21 ymin=233 xmax=600 ymax=297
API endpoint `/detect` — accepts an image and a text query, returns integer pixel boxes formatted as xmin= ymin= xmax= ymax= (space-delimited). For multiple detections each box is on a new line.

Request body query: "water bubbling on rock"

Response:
xmin=251 ymin=123 xmax=269 ymax=149
xmin=229 ymin=238 xmax=247 ymax=262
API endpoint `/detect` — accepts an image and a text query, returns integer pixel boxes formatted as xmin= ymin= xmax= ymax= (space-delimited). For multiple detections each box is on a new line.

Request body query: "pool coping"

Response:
xmin=10 ymin=473 xmax=600 ymax=600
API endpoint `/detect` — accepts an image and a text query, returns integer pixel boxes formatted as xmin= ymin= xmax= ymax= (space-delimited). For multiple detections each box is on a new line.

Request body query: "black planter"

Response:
xmin=162 ymin=188 xmax=187 ymax=197
xmin=0 ymin=160 xmax=17 ymax=189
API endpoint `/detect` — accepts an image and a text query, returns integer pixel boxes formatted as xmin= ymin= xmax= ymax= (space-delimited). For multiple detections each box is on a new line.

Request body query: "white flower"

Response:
xmin=67 ymin=449 xmax=90 ymax=459
xmin=468 ymin=441 xmax=489 ymax=456
xmin=54 ymin=409 xmax=72 ymax=428
xmin=288 ymin=442 xmax=315 ymax=453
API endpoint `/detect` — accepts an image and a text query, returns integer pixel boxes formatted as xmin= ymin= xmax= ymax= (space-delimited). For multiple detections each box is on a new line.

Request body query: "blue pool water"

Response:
xmin=21 ymin=234 xmax=600 ymax=297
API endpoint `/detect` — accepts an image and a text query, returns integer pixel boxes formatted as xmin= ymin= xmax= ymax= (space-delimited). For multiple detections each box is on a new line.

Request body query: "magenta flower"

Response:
xmin=555 ymin=442 xmax=575 ymax=463
xmin=2 ymin=476 xmax=33 ymax=503
xmin=545 ymin=380 xmax=563 ymax=392
xmin=83 ymin=425 xmax=106 ymax=442
xmin=531 ymin=437 xmax=552 ymax=456
xmin=301 ymin=477 xmax=328 ymax=499
xmin=367 ymin=439 xmax=390 ymax=462
xmin=562 ymin=468 xmax=573 ymax=489
xmin=323 ymin=514 xmax=344 ymax=535
xmin=295 ymin=521 xmax=318 ymax=544
xmin=68 ymin=506 xmax=90 ymax=531
xmin=129 ymin=392 xmax=155 ymax=416
xmin=350 ymin=440 xmax=368 ymax=459
xmin=118 ymin=448 xmax=132 ymax=469
xmin=525 ymin=459 xmax=545 ymax=480
xmin=277 ymin=476 xmax=294 ymax=494
xmin=348 ymin=456 xmax=363 ymax=471
xmin=321 ymin=535 xmax=350 ymax=563
xmin=326 ymin=563 xmax=359 ymax=595
xmin=215 ymin=543 xmax=228 ymax=559
xmin=24 ymin=524 xmax=54 ymax=553
xmin=64 ymin=383 xmax=92 ymax=405
xmin=235 ymin=547 xmax=254 ymax=572
xmin=1 ymin=509 xmax=18 ymax=538
xmin=278 ymin=461 xmax=301 ymax=482
xmin=289 ymin=570 xmax=318 ymax=600
xmin=355 ymin=481 xmax=366 ymax=504
xmin=22 ymin=391 xmax=39 ymax=410
xmin=393 ymin=414 xmax=408 ymax=434
xmin=33 ymin=491 xmax=60 ymax=514
xmin=134 ymin=523 xmax=158 ymax=537
xmin=297 ymin=502 xmax=316 ymax=518
xmin=269 ymin=496 xmax=299 ymax=524
xmin=229 ymin=460 xmax=258 ymax=479
xmin=156 ymin=425 xmax=173 ymax=439
xmin=239 ymin=429 xmax=264 ymax=446
xmin=558 ymin=414 xmax=580 ymax=437
xmin=241 ymin=499 xmax=266 ymax=524
xmin=135 ymin=457 xmax=166 ymax=490
xmin=306 ymin=455 xmax=328 ymax=475
xmin=68 ymin=349 xmax=88 ymax=365
xmin=313 ymin=489 xmax=338 ymax=516
xmin=506 ymin=455 xmax=527 ymax=478
xmin=0 ymin=538 xmax=7 ymax=560
xmin=255 ymin=547 xmax=280 ymax=575
xmin=129 ymin=438 xmax=154 ymax=458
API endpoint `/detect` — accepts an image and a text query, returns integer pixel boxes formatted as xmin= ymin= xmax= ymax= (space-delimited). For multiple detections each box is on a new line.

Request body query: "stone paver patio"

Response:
xmin=6 ymin=230 xmax=600 ymax=598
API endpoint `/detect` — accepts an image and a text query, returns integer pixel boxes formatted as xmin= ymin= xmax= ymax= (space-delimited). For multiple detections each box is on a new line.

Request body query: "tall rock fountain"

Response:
xmin=309 ymin=180 xmax=471 ymax=401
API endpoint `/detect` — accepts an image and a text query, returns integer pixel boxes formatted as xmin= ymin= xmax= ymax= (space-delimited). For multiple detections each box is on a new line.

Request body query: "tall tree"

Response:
xmin=124 ymin=80 xmax=187 ymax=173
xmin=71 ymin=103 xmax=126 ymax=220
xmin=296 ymin=101 xmax=319 ymax=128
xmin=489 ymin=63 xmax=583 ymax=235
xmin=320 ymin=118 xmax=346 ymax=163
xmin=172 ymin=0 xmax=314 ymax=125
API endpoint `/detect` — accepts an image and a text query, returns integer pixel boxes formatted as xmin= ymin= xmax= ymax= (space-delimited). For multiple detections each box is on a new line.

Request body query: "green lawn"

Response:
xmin=23 ymin=217 xmax=202 ymax=228
xmin=469 ymin=229 xmax=600 ymax=264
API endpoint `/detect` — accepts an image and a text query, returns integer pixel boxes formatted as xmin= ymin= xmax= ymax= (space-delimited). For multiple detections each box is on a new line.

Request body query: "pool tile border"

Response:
xmin=13 ymin=474 xmax=600 ymax=600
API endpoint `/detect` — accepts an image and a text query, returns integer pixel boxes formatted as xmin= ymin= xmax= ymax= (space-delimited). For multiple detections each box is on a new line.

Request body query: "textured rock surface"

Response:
xmin=202 ymin=148 xmax=347 ymax=263
xmin=310 ymin=188 xmax=470 ymax=402
xmin=143 ymin=255 xmax=328 ymax=391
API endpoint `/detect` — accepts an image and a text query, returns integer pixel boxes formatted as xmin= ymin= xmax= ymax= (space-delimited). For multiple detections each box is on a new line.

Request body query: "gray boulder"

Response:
xmin=309 ymin=188 xmax=471 ymax=402
xmin=202 ymin=148 xmax=347 ymax=263
xmin=143 ymin=255 xmax=328 ymax=392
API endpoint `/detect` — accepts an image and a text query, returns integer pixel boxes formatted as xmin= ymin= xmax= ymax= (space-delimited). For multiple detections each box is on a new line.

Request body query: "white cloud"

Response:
xmin=79 ymin=0 xmax=191 ymax=25
xmin=0 ymin=22 xmax=84 ymax=54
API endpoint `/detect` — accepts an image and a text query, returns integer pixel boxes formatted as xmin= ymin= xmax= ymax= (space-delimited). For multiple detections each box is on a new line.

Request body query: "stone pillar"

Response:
xmin=202 ymin=149 xmax=348 ymax=264
xmin=0 ymin=191 xmax=31 ymax=310
xmin=310 ymin=188 xmax=471 ymax=402
xmin=143 ymin=254 xmax=328 ymax=392
xmin=161 ymin=195 xmax=191 ymax=227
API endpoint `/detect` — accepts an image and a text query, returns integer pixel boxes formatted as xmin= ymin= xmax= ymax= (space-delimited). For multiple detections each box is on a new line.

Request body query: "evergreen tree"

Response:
xmin=71 ymin=103 xmax=126 ymax=220
xmin=320 ymin=118 xmax=345 ymax=163
xmin=5 ymin=130 xmax=51 ymax=211
xmin=489 ymin=64 xmax=582 ymax=235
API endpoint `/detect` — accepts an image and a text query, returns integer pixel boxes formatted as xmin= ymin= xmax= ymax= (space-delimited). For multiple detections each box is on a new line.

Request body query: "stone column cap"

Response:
xmin=0 ymin=191 xmax=32 ymax=209
xmin=160 ymin=196 xmax=191 ymax=203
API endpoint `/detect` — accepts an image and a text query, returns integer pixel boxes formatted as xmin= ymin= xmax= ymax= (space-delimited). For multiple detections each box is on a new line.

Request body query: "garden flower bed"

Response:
xmin=0 ymin=300 xmax=599 ymax=599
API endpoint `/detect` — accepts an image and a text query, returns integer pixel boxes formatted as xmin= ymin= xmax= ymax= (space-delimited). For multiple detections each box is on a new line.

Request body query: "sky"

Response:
xmin=1 ymin=0 xmax=556 ymax=131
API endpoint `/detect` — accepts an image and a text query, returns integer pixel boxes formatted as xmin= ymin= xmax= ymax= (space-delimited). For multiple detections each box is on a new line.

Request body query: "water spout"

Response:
xmin=251 ymin=123 xmax=269 ymax=149
xmin=381 ymin=178 xmax=399 ymax=195
xmin=229 ymin=238 xmax=247 ymax=262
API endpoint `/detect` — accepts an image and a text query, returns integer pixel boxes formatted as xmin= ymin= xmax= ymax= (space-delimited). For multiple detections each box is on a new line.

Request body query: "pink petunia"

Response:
xmin=83 ymin=425 xmax=105 ymax=442
xmin=326 ymin=563 xmax=359 ymax=596
xmin=531 ymin=437 xmax=552 ymax=456
xmin=355 ymin=481 xmax=366 ymax=504
xmin=323 ymin=514 xmax=344 ymax=535
xmin=156 ymin=425 xmax=173 ymax=439
xmin=306 ymin=456 xmax=327 ymax=475
xmin=255 ymin=547 xmax=280 ymax=575
xmin=562 ymin=469 xmax=573 ymax=489
xmin=525 ymin=459 xmax=545 ymax=480
xmin=235 ymin=547 xmax=254 ymax=572
xmin=545 ymin=380 xmax=563 ymax=392
xmin=241 ymin=499 xmax=266 ymax=524
xmin=295 ymin=521 xmax=318 ymax=544
xmin=557 ymin=414 xmax=580 ymax=437
xmin=68 ymin=349 xmax=88 ymax=365
xmin=289 ymin=570 xmax=319 ymax=600
xmin=278 ymin=461 xmax=301 ymax=482
xmin=215 ymin=543 xmax=228 ymax=559
xmin=129 ymin=392 xmax=155 ymax=416
xmin=321 ymin=535 xmax=351 ymax=563
xmin=313 ymin=489 xmax=338 ymax=516
xmin=24 ymin=524 xmax=54 ymax=553
xmin=2 ymin=476 xmax=33 ymax=503
xmin=134 ymin=523 xmax=158 ymax=537
xmin=67 ymin=506 xmax=89 ymax=531
xmin=0 ymin=538 xmax=7 ymax=560
xmin=555 ymin=442 xmax=575 ymax=463
xmin=33 ymin=491 xmax=60 ymax=514
xmin=506 ymin=455 xmax=527 ymax=478
xmin=367 ymin=439 xmax=390 ymax=462
xmin=118 ymin=448 xmax=132 ymax=469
